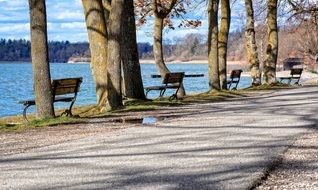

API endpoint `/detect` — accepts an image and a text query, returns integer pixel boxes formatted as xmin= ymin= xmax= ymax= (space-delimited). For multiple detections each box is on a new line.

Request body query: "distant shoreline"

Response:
xmin=0 ymin=60 xmax=247 ymax=65
xmin=68 ymin=59 xmax=246 ymax=65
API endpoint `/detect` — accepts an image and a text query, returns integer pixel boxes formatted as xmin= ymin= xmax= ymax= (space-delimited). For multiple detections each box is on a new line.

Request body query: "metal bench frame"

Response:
xmin=19 ymin=77 xmax=82 ymax=122
xmin=227 ymin=69 xmax=243 ymax=90
xmin=279 ymin=68 xmax=303 ymax=85
xmin=145 ymin=72 xmax=185 ymax=101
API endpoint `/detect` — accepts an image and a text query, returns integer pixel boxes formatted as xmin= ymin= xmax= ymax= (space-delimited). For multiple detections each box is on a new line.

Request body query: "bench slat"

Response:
xmin=144 ymin=86 xmax=166 ymax=90
xmin=55 ymin=86 xmax=79 ymax=95
xmin=163 ymin=72 xmax=184 ymax=84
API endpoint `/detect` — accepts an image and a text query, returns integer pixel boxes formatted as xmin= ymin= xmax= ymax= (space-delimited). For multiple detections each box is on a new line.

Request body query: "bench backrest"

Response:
xmin=230 ymin=69 xmax=243 ymax=80
xmin=162 ymin=72 xmax=185 ymax=85
xmin=290 ymin=68 xmax=303 ymax=77
xmin=52 ymin=77 xmax=82 ymax=96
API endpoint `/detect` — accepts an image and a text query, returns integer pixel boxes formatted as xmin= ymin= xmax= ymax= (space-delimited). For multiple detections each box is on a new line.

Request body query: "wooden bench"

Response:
xmin=145 ymin=72 xmax=185 ymax=101
xmin=227 ymin=69 xmax=243 ymax=90
xmin=19 ymin=77 xmax=83 ymax=121
xmin=278 ymin=68 xmax=303 ymax=85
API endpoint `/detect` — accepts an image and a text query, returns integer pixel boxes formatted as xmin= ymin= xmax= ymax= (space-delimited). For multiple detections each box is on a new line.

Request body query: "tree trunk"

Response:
xmin=82 ymin=0 xmax=108 ymax=109
xmin=208 ymin=0 xmax=220 ymax=90
xmin=28 ymin=0 xmax=54 ymax=118
xmin=264 ymin=0 xmax=278 ymax=84
xmin=218 ymin=0 xmax=231 ymax=90
xmin=153 ymin=17 xmax=170 ymax=76
xmin=107 ymin=0 xmax=124 ymax=109
xmin=153 ymin=15 xmax=186 ymax=96
xmin=244 ymin=0 xmax=261 ymax=86
xmin=121 ymin=0 xmax=146 ymax=99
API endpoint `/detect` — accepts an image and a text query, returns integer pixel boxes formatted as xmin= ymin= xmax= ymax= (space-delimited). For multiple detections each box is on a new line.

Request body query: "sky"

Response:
xmin=0 ymin=0 xmax=246 ymax=43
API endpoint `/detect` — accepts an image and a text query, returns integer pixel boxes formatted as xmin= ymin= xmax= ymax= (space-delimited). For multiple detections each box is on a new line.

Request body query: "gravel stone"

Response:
xmin=256 ymin=132 xmax=318 ymax=190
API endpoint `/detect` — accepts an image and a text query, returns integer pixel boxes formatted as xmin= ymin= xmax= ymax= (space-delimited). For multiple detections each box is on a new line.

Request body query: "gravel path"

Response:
xmin=0 ymin=122 xmax=128 ymax=155
xmin=1 ymin=87 xmax=318 ymax=189
xmin=256 ymin=132 xmax=318 ymax=189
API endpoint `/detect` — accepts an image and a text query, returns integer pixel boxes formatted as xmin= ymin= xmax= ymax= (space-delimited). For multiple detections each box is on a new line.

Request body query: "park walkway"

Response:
xmin=1 ymin=86 xmax=318 ymax=189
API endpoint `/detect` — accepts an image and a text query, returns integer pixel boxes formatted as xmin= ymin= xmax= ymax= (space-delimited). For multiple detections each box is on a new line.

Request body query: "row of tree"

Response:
xmin=0 ymin=39 xmax=153 ymax=62
xmin=27 ymin=0 xmax=317 ymax=119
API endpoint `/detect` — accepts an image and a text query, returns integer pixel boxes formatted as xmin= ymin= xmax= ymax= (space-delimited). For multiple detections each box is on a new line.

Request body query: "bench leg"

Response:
xmin=145 ymin=88 xmax=166 ymax=99
xmin=228 ymin=82 xmax=232 ymax=90
xmin=22 ymin=104 xmax=32 ymax=122
xmin=169 ymin=94 xmax=178 ymax=101
xmin=159 ymin=89 xmax=166 ymax=97
xmin=68 ymin=100 xmax=75 ymax=116
xmin=232 ymin=82 xmax=239 ymax=90
xmin=295 ymin=78 xmax=301 ymax=85
xmin=288 ymin=78 xmax=292 ymax=85
xmin=61 ymin=100 xmax=76 ymax=117
xmin=145 ymin=89 xmax=151 ymax=97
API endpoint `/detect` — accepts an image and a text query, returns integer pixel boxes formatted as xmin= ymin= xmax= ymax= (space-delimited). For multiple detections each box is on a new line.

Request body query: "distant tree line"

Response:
xmin=0 ymin=34 xmax=232 ymax=63
xmin=0 ymin=39 xmax=30 ymax=61
xmin=0 ymin=39 xmax=88 ymax=62
xmin=0 ymin=38 xmax=153 ymax=63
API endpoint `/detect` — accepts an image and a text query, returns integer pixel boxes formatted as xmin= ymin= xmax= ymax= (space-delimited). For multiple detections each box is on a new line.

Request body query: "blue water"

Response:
xmin=0 ymin=63 xmax=251 ymax=117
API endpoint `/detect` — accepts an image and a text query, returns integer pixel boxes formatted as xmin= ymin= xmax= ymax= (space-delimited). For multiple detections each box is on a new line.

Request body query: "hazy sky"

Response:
xmin=0 ymin=0 xmax=245 ymax=43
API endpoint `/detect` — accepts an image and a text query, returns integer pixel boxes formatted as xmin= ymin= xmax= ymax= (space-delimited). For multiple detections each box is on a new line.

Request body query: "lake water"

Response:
xmin=0 ymin=63 xmax=251 ymax=117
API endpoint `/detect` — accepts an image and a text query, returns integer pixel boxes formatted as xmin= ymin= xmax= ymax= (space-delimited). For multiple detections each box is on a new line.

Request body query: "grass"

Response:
xmin=182 ymin=90 xmax=247 ymax=103
xmin=0 ymin=116 xmax=85 ymax=133
xmin=0 ymin=84 xmax=294 ymax=132
xmin=307 ymin=69 xmax=318 ymax=74
xmin=243 ymin=82 xmax=292 ymax=90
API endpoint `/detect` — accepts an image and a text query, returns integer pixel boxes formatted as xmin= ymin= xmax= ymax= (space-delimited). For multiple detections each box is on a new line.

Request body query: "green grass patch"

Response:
xmin=243 ymin=82 xmax=292 ymax=91
xmin=124 ymin=98 xmax=183 ymax=106
xmin=307 ymin=69 xmax=318 ymax=74
xmin=0 ymin=116 xmax=86 ymax=133
xmin=27 ymin=116 xmax=83 ymax=127
xmin=182 ymin=90 xmax=248 ymax=103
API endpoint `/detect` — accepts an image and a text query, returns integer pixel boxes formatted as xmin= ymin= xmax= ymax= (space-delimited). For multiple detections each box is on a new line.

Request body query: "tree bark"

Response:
xmin=153 ymin=16 xmax=170 ymax=76
xmin=152 ymin=0 xmax=185 ymax=97
xmin=264 ymin=0 xmax=278 ymax=84
xmin=244 ymin=0 xmax=261 ymax=85
xmin=82 ymin=0 xmax=108 ymax=109
xmin=107 ymin=0 xmax=124 ymax=109
xmin=218 ymin=0 xmax=231 ymax=90
xmin=121 ymin=0 xmax=146 ymax=99
xmin=28 ymin=0 xmax=54 ymax=118
xmin=208 ymin=0 xmax=220 ymax=90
